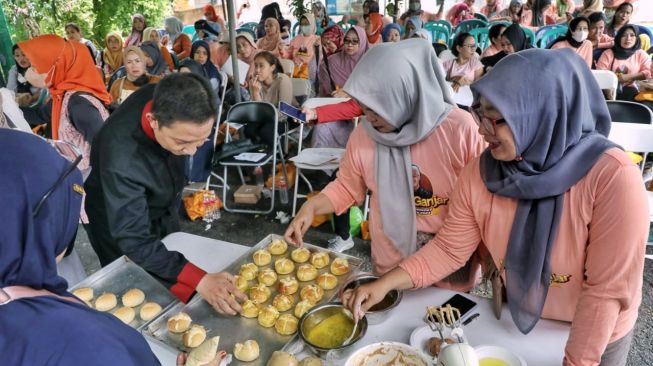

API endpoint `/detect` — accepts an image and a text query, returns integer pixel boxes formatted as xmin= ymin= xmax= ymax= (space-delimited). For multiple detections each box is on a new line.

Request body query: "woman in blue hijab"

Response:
xmin=343 ymin=48 xmax=648 ymax=365
xmin=191 ymin=40 xmax=222 ymax=95
xmin=0 ymin=130 xmax=160 ymax=365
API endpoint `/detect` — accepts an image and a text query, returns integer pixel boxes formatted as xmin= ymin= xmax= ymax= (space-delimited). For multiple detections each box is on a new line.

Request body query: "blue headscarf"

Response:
xmin=191 ymin=40 xmax=220 ymax=81
xmin=382 ymin=23 xmax=402 ymax=42
xmin=406 ymin=16 xmax=423 ymax=37
xmin=471 ymin=48 xmax=616 ymax=334
xmin=0 ymin=130 xmax=160 ymax=365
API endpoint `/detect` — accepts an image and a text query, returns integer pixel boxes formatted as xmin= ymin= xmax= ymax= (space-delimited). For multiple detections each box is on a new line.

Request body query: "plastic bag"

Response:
xmin=183 ymin=190 xmax=223 ymax=221
xmin=330 ymin=206 xmax=363 ymax=237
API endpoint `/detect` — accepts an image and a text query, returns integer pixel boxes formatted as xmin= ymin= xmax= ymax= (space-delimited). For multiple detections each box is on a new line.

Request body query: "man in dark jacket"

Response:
xmin=85 ymin=73 xmax=245 ymax=315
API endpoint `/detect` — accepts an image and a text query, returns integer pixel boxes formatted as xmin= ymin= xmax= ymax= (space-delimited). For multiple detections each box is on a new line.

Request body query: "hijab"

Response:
xmin=165 ymin=16 xmax=184 ymax=44
xmin=191 ymin=40 xmax=220 ymax=81
xmin=11 ymin=44 xmax=33 ymax=94
xmin=102 ymin=31 xmax=124 ymax=72
xmin=203 ymin=4 xmax=220 ymax=22
xmin=343 ymin=39 xmax=454 ymax=258
xmin=450 ymin=3 xmax=475 ymax=27
xmin=142 ymin=27 xmax=159 ymax=45
xmin=257 ymin=18 xmax=283 ymax=52
xmin=531 ymin=0 xmax=551 ymax=27
xmin=382 ymin=23 xmax=402 ymax=42
xmin=179 ymin=58 xmax=207 ymax=77
xmin=406 ymin=16 xmax=423 ymax=37
xmin=299 ymin=13 xmax=318 ymax=37
xmin=140 ymin=41 xmax=168 ymax=76
xmin=612 ymin=24 xmax=641 ymax=60
xmin=321 ymin=26 xmax=369 ymax=95
xmin=236 ymin=32 xmax=258 ymax=64
xmin=195 ymin=19 xmax=222 ymax=41
xmin=482 ymin=23 xmax=532 ymax=67
xmin=125 ymin=14 xmax=146 ymax=47
xmin=551 ymin=16 xmax=589 ymax=48
xmin=322 ymin=25 xmax=344 ymax=56
xmin=471 ymin=48 xmax=615 ymax=334
xmin=0 ymin=130 xmax=160 ymax=366
xmin=18 ymin=35 xmax=111 ymax=140
xmin=367 ymin=13 xmax=384 ymax=44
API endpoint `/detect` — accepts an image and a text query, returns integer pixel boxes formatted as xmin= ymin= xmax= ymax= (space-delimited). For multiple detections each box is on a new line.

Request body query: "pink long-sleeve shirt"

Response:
xmin=596 ymin=49 xmax=652 ymax=87
xmin=322 ymin=108 xmax=485 ymax=275
xmin=400 ymin=148 xmax=648 ymax=366
xmin=551 ymin=40 xmax=594 ymax=68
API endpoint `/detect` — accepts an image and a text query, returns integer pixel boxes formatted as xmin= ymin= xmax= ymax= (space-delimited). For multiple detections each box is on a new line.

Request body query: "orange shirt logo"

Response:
xmin=412 ymin=164 xmax=449 ymax=216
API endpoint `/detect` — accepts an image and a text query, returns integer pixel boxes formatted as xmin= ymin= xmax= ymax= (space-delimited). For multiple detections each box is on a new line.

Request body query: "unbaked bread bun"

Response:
xmin=95 ymin=292 xmax=117 ymax=312
xmin=72 ymin=287 xmax=94 ymax=302
xmin=122 ymin=288 xmax=145 ymax=307
xmin=241 ymin=299 xmax=261 ymax=318
xmin=268 ymin=239 xmax=288 ymax=255
xmin=234 ymin=339 xmax=260 ymax=362
xmin=275 ymin=314 xmax=299 ymax=336
xmin=330 ymin=258 xmax=350 ymax=276
xmin=300 ymin=285 xmax=324 ymax=304
xmin=234 ymin=275 xmax=250 ymax=292
xmin=167 ymin=312 xmax=192 ymax=333
xmin=183 ymin=324 xmax=207 ymax=348
xmin=258 ymin=268 xmax=278 ymax=286
xmin=272 ymin=294 xmax=295 ymax=312
xmin=112 ymin=306 xmax=135 ymax=324
xmin=253 ymin=249 xmax=272 ymax=266
xmin=294 ymin=300 xmax=314 ymax=318
xmin=186 ymin=336 xmax=220 ymax=366
xmin=296 ymin=264 xmax=318 ymax=282
xmin=257 ymin=305 xmax=280 ymax=328
xmin=274 ymin=258 xmax=295 ymax=275
xmin=290 ymin=247 xmax=311 ymax=263
xmin=299 ymin=356 xmax=323 ymax=366
xmin=316 ymin=273 xmax=338 ymax=290
xmin=140 ymin=302 xmax=162 ymax=321
xmin=267 ymin=351 xmax=298 ymax=366
xmin=240 ymin=263 xmax=259 ymax=281
xmin=310 ymin=252 xmax=330 ymax=269
xmin=278 ymin=277 xmax=299 ymax=295
xmin=249 ymin=283 xmax=272 ymax=303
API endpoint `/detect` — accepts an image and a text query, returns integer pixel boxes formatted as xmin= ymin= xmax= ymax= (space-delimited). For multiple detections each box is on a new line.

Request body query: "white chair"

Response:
xmin=591 ymin=70 xmax=618 ymax=101
xmin=608 ymin=122 xmax=653 ymax=260
xmin=279 ymin=58 xmax=295 ymax=77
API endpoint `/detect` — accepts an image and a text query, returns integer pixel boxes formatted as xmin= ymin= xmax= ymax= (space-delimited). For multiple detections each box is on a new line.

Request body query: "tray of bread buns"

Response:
xmin=68 ymin=255 xmax=178 ymax=331
xmin=142 ymin=234 xmax=363 ymax=365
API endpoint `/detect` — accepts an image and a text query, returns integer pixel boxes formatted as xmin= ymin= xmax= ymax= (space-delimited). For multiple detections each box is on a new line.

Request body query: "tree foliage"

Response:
xmin=2 ymin=0 xmax=173 ymax=47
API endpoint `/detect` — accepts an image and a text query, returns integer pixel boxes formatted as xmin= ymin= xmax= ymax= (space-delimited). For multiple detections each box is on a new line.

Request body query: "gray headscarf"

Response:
xmin=165 ymin=17 xmax=184 ymax=44
xmin=140 ymin=41 xmax=168 ymax=76
xmin=471 ymin=48 xmax=616 ymax=334
xmin=343 ymin=39 xmax=454 ymax=258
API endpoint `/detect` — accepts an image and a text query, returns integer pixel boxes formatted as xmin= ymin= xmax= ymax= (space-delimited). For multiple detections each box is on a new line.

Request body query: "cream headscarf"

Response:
xmin=343 ymin=39 xmax=454 ymax=257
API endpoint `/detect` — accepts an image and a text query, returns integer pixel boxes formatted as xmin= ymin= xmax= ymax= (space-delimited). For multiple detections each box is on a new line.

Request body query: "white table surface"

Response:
xmin=152 ymin=232 xmax=570 ymax=366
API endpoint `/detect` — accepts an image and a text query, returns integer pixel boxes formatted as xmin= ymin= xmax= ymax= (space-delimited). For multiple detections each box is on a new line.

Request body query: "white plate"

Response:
xmin=345 ymin=342 xmax=431 ymax=366
xmin=409 ymin=325 xmax=469 ymax=360
xmin=475 ymin=345 xmax=527 ymax=366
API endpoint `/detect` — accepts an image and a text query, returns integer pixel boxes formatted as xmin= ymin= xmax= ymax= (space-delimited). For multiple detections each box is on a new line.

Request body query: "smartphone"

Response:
xmin=279 ymin=102 xmax=307 ymax=123
xmin=441 ymin=294 xmax=478 ymax=320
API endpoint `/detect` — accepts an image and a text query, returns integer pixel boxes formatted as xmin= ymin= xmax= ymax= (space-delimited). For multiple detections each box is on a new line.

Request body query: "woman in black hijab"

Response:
xmin=481 ymin=23 xmax=532 ymax=70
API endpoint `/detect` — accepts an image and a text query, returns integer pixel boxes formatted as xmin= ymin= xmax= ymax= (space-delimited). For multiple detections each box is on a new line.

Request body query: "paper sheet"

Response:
xmin=290 ymin=149 xmax=344 ymax=166
xmin=233 ymin=152 xmax=266 ymax=162
xmin=453 ymin=85 xmax=474 ymax=107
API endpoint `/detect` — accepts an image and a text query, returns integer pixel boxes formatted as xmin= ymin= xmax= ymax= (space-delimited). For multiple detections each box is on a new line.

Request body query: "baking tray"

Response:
xmin=143 ymin=234 xmax=364 ymax=365
xmin=68 ymin=255 xmax=178 ymax=331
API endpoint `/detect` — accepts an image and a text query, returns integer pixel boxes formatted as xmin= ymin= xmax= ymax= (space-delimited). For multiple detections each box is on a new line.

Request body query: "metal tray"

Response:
xmin=68 ymin=255 xmax=178 ymax=331
xmin=143 ymin=234 xmax=363 ymax=365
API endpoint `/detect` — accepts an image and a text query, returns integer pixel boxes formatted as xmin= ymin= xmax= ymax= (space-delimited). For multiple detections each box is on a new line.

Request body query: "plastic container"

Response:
xmin=279 ymin=177 xmax=289 ymax=204
xmin=254 ymin=166 xmax=265 ymax=189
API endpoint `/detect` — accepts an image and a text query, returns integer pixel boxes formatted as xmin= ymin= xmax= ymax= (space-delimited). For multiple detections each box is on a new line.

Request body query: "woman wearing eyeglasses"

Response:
xmin=287 ymin=39 xmax=486 ymax=286
xmin=342 ymin=48 xmax=647 ymax=366
xmin=443 ymin=32 xmax=484 ymax=93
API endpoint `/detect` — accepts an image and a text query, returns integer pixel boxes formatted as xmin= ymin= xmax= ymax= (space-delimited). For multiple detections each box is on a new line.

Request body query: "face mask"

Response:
xmin=572 ymin=30 xmax=588 ymax=43
xmin=301 ymin=25 xmax=312 ymax=36
xmin=409 ymin=2 xmax=421 ymax=11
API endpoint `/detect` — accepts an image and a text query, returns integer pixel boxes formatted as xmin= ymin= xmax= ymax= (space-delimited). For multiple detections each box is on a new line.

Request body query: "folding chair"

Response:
xmin=217 ymin=101 xmax=287 ymax=214
xmin=279 ymin=59 xmax=295 ymax=78
xmin=280 ymin=78 xmax=314 ymax=153
xmin=591 ymin=70 xmax=618 ymax=101
xmin=535 ymin=24 xmax=567 ymax=48
xmin=606 ymin=100 xmax=653 ymax=125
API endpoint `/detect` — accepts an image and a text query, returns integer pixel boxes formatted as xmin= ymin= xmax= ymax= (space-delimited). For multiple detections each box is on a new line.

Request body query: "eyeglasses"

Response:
xmin=32 ymin=139 xmax=83 ymax=218
xmin=470 ymin=104 xmax=506 ymax=136
xmin=343 ymin=38 xmax=359 ymax=45
xmin=462 ymin=43 xmax=476 ymax=49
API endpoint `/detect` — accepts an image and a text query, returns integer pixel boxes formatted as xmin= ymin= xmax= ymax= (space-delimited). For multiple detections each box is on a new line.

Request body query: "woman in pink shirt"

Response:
xmin=481 ymin=24 xmax=507 ymax=58
xmin=285 ymin=40 xmax=486 ymax=287
xmin=443 ymin=32 xmax=484 ymax=92
xmin=480 ymin=0 xmax=503 ymax=19
xmin=597 ymin=25 xmax=652 ymax=101
xmin=550 ymin=16 xmax=593 ymax=67
xmin=343 ymin=48 xmax=648 ymax=366
xmin=284 ymin=14 xmax=319 ymax=79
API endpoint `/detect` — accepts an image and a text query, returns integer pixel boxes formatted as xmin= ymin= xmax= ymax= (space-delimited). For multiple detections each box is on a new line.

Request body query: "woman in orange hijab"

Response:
xmin=19 ymin=35 xmax=111 ymax=173
xmin=366 ymin=13 xmax=384 ymax=45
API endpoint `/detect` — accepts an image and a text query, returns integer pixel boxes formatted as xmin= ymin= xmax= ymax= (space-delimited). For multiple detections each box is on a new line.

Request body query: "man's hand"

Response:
xmin=196 ymin=272 xmax=246 ymax=315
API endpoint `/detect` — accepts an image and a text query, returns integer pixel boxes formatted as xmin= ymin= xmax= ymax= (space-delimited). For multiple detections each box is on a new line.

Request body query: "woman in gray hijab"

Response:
xmin=140 ymin=41 xmax=169 ymax=77
xmin=342 ymin=48 xmax=648 ymax=366
xmin=285 ymin=39 xmax=485 ymax=285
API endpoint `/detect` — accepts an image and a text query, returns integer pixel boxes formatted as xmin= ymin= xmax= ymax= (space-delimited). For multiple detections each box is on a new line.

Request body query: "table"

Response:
xmin=152 ymin=232 xmax=570 ymax=365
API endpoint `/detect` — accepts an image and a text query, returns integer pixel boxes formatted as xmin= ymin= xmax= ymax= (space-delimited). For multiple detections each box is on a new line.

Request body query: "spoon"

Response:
xmin=341 ymin=317 xmax=358 ymax=347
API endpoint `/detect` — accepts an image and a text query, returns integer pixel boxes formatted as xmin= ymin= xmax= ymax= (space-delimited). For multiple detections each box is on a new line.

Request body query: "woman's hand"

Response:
xmin=617 ymin=73 xmax=632 ymax=84
xmin=177 ymin=350 xmax=227 ymax=366
xmin=331 ymin=89 xmax=350 ymax=98
xmin=302 ymin=107 xmax=318 ymax=123
xmin=451 ymin=81 xmax=461 ymax=93
xmin=249 ymin=75 xmax=261 ymax=100
xmin=284 ymin=202 xmax=315 ymax=247
xmin=341 ymin=281 xmax=389 ymax=323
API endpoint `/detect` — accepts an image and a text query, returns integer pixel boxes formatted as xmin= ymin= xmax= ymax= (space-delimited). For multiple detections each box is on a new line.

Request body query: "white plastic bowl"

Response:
xmin=475 ymin=345 xmax=527 ymax=366
xmin=345 ymin=342 xmax=431 ymax=366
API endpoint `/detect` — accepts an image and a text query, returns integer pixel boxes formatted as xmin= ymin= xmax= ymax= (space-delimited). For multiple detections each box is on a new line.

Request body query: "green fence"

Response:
xmin=0 ymin=7 xmax=15 ymax=85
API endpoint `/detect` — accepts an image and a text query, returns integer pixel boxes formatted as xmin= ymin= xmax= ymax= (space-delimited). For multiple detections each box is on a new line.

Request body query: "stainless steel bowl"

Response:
xmin=298 ymin=302 xmax=368 ymax=358
xmin=339 ymin=273 xmax=403 ymax=325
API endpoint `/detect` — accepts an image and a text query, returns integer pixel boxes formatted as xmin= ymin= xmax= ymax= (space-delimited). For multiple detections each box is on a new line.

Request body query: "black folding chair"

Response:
xmin=606 ymin=100 xmax=653 ymax=125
